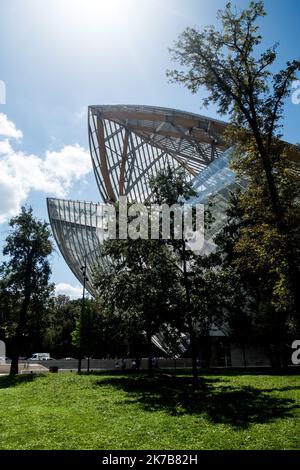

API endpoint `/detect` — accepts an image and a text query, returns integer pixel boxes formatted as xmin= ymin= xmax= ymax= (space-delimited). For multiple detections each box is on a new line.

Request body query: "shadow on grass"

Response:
xmin=95 ymin=374 xmax=299 ymax=429
xmin=263 ymin=385 xmax=300 ymax=393
xmin=0 ymin=374 xmax=45 ymax=389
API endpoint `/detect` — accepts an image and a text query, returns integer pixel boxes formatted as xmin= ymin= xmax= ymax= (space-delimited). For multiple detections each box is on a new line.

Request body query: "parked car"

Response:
xmin=29 ymin=353 xmax=52 ymax=361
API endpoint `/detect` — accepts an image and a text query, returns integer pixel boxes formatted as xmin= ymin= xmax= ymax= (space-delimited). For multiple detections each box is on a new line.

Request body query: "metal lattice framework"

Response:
xmin=48 ymin=105 xmax=230 ymax=293
xmin=47 ymin=198 xmax=111 ymax=294
xmin=88 ymin=105 xmax=228 ymax=203
xmin=48 ymin=104 xmax=300 ymax=293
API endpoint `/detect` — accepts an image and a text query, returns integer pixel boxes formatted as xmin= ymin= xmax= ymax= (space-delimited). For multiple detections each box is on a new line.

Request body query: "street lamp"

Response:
xmin=78 ymin=259 xmax=89 ymax=373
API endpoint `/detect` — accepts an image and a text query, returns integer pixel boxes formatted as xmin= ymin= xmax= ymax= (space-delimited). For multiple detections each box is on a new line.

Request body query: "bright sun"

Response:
xmin=60 ymin=0 xmax=135 ymax=29
xmin=32 ymin=0 xmax=151 ymax=64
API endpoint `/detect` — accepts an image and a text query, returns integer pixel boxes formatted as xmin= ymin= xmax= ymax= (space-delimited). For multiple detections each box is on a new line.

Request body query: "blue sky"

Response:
xmin=0 ymin=0 xmax=299 ymax=298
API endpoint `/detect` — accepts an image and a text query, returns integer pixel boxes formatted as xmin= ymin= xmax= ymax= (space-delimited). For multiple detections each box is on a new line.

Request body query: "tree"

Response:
xmin=213 ymin=192 xmax=297 ymax=367
xmin=168 ymin=1 xmax=299 ymax=219
xmin=0 ymin=207 xmax=53 ymax=375
xmin=93 ymin=235 xmax=179 ymax=376
xmin=149 ymin=167 xmax=213 ymax=385
xmin=71 ymin=298 xmax=102 ymax=370
xmin=167 ymin=1 xmax=300 ymax=335
xmin=43 ymin=295 xmax=77 ymax=359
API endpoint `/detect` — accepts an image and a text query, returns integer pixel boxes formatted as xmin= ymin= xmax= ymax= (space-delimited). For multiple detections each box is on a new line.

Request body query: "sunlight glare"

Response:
xmin=59 ymin=0 xmax=135 ymax=30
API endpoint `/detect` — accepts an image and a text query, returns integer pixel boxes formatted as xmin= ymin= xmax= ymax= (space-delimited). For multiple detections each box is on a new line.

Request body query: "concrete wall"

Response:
xmin=230 ymin=344 xmax=271 ymax=367
xmin=28 ymin=358 xmax=193 ymax=371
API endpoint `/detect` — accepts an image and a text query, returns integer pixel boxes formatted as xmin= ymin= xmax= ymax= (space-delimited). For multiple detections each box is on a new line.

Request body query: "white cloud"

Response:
xmin=55 ymin=282 xmax=83 ymax=299
xmin=44 ymin=144 xmax=92 ymax=191
xmin=0 ymin=114 xmax=92 ymax=223
xmin=0 ymin=168 xmax=27 ymax=223
xmin=0 ymin=113 xmax=23 ymax=140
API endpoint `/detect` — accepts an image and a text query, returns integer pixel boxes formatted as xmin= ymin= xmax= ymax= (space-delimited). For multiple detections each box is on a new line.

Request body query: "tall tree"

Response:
xmin=149 ymin=167 xmax=207 ymax=385
xmin=167 ymin=0 xmax=300 ymax=331
xmin=93 ymin=235 xmax=179 ymax=376
xmin=214 ymin=189 xmax=298 ymax=366
xmin=71 ymin=298 xmax=102 ymax=369
xmin=43 ymin=296 xmax=77 ymax=359
xmin=0 ymin=207 xmax=53 ymax=375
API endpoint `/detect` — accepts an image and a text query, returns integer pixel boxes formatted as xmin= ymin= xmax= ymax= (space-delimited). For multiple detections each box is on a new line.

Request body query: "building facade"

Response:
xmin=47 ymin=105 xmax=299 ymax=366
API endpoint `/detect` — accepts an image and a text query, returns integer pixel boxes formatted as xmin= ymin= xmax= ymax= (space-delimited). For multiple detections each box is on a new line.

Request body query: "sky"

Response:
xmin=0 ymin=0 xmax=299 ymax=298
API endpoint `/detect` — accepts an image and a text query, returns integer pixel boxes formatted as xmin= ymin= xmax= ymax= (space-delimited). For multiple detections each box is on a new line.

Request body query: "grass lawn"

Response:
xmin=0 ymin=370 xmax=299 ymax=450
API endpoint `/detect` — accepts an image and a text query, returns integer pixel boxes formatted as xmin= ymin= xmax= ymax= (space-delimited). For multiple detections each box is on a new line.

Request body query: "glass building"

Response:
xmin=47 ymin=104 xmax=299 ymax=365
xmin=47 ymin=104 xmax=243 ymax=293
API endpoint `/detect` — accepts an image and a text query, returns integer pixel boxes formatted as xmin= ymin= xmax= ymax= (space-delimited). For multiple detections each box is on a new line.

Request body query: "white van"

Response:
xmin=29 ymin=353 xmax=51 ymax=361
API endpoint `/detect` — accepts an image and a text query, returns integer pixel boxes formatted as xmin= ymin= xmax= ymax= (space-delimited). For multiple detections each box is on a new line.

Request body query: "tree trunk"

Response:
xmin=10 ymin=351 xmax=19 ymax=375
xmin=147 ymin=329 xmax=153 ymax=377
xmin=242 ymin=342 xmax=247 ymax=368
xmin=182 ymin=240 xmax=199 ymax=387
xmin=191 ymin=341 xmax=198 ymax=385
xmin=255 ymin=140 xmax=283 ymax=222
xmin=189 ymin=322 xmax=198 ymax=387
xmin=77 ymin=354 xmax=82 ymax=374
xmin=268 ymin=343 xmax=281 ymax=369
xmin=10 ymin=294 xmax=30 ymax=376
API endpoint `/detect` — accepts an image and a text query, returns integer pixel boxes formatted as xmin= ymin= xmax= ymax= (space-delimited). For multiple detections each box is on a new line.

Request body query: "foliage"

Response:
xmin=150 ymin=167 xmax=219 ymax=380
xmin=71 ymin=298 xmax=103 ymax=358
xmin=0 ymin=207 xmax=54 ymax=373
xmin=168 ymin=0 xmax=300 ymax=352
xmin=93 ymin=235 xmax=181 ymax=371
